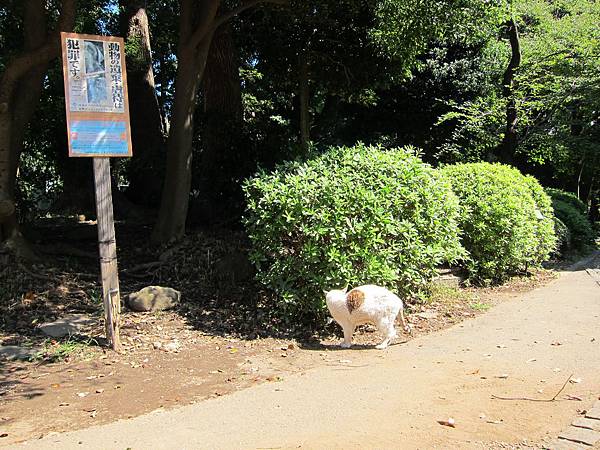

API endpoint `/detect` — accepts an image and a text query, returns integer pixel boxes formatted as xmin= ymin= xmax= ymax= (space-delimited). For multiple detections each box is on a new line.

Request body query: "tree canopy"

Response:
xmin=0 ymin=0 xmax=597 ymax=251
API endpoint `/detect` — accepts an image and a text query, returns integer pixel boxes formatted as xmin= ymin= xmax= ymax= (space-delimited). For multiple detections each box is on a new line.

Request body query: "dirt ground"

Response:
xmin=0 ymin=268 xmax=556 ymax=446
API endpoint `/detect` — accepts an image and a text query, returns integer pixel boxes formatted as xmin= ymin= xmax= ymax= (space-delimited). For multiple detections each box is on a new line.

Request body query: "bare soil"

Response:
xmin=0 ymin=218 xmax=567 ymax=447
xmin=0 ymin=264 xmax=556 ymax=446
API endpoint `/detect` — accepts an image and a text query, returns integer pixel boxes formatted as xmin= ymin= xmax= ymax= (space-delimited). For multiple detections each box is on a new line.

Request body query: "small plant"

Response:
xmin=32 ymin=336 xmax=97 ymax=362
xmin=470 ymin=300 xmax=491 ymax=311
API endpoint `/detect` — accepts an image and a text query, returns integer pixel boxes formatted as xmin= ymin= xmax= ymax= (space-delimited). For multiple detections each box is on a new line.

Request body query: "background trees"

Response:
xmin=0 ymin=0 xmax=597 ymax=255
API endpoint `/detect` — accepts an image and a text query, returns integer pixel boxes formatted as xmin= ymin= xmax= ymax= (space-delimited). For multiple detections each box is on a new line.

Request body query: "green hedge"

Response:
xmin=547 ymin=189 xmax=594 ymax=253
xmin=440 ymin=163 xmax=556 ymax=282
xmin=546 ymin=188 xmax=587 ymax=214
xmin=243 ymin=144 xmax=464 ymax=325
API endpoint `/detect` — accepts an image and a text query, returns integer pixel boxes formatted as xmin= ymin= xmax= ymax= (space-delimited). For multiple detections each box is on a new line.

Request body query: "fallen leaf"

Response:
xmin=526 ymin=358 xmax=536 ymax=363
xmin=0 ymin=433 xmax=7 ymax=438
xmin=76 ymin=392 xmax=89 ymax=398
xmin=496 ymin=344 xmax=506 ymax=349
xmin=95 ymin=389 xmax=104 ymax=394
xmin=437 ymin=418 xmax=456 ymax=428
xmin=495 ymin=374 xmax=509 ymax=379
xmin=339 ymin=359 xmax=352 ymax=364
xmin=551 ymin=341 xmax=562 ymax=346
xmin=468 ymin=369 xmax=480 ymax=375
xmin=569 ymin=377 xmax=582 ymax=384
xmin=486 ymin=419 xmax=503 ymax=424
xmin=59 ymin=402 xmax=70 ymax=407
xmin=565 ymin=395 xmax=583 ymax=401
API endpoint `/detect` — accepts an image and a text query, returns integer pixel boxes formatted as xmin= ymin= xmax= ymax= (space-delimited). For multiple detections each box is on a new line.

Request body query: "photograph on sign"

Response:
xmin=61 ymin=32 xmax=132 ymax=157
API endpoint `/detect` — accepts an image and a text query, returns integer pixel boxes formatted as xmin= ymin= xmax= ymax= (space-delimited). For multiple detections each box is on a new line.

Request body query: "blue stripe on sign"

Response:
xmin=70 ymin=120 xmax=129 ymax=155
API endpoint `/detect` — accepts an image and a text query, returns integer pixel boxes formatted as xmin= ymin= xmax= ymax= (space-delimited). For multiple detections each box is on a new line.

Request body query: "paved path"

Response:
xmin=7 ymin=257 xmax=600 ymax=450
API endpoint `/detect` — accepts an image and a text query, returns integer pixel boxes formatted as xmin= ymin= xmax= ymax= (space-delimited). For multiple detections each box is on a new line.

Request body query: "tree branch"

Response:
xmin=0 ymin=0 xmax=76 ymax=103
xmin=187 ymin=0 xmax=221 ymax=51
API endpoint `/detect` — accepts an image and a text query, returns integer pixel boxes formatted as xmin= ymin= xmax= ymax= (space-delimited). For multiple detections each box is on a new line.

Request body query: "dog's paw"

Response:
xmin=340 ymin=341 xmax=352 ymax=348
xmin=375 ymin=343 xmax=389 ymax=350
xmin=404 ymin=324 xmax=412 ymax=334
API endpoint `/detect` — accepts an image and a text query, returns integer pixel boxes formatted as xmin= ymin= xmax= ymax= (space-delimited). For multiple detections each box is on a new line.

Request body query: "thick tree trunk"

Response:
xmin=498 ymin=17 xmax=521 ymax=164
xmin=196 ymin=23 xmax=244 ymax=223
xmin=120 ymin=0 xmax=166 ymax=207
xmin=151 ymin=0 xmax=287 ymax=244
xmin=298 ymin=51 xmax=310 ymax=152
xmin=151 ymin=38 xmax=213 ymax=243
xmin=0 ymin=0 xmax=75 ymax=254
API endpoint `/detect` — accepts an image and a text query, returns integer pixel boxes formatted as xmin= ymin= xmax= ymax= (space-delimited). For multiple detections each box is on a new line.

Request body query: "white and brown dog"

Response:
xmin=325 ymin=285 xmax=411 ymax=349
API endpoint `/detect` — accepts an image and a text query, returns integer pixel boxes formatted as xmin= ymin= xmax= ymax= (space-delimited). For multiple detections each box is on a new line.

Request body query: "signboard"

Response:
xmin=61 ymin=33 xmax=133 ymax=157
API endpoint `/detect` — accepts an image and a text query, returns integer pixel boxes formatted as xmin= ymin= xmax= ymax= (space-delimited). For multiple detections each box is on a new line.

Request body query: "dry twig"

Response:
xmin=491 ymin=373 xmax=573 ymax=402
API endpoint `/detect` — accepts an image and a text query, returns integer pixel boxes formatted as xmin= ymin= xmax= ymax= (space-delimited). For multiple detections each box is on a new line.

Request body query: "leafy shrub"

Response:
xmin=552 ymin=217 xmax=571 ymax=256
xmin=440 ymin=163 xmax=556 ymax=282
xmin=547 ymin=189 xmax=594 ymax=253
xmin=243 ymin=144 xmax=464 ymax=325
xmin=546 ymin=188 xmax=586 ymax=214
xmin=522 ymin=176 xmax=560 ymax=262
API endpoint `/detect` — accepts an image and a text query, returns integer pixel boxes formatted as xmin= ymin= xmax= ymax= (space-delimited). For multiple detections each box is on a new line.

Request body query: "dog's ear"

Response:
xmin=322 ymin=289 xmax=329 ymax=295
xmin=343 ymin=285 xmax=349 ymax=293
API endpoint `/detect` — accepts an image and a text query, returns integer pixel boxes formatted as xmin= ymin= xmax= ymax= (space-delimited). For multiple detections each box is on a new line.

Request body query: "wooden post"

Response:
xmin=93 ymin=157 xmax=121 ymax=351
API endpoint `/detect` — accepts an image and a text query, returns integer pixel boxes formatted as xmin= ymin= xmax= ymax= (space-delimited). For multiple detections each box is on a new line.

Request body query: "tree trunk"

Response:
xmin=151 ymin=38 xmax=213 ymax=243
xmin=0 ymin=0 xmax=75 ymax=254
xmin=120 ymin=0 xmax=166 ymax=207
xmin=151 ymin=0 xmax=287 ymax=244
xmin=196 ymin=23 xmax=244 ymax=223
xmin=298 ymin=51 xmax=310 ymax=152
xmin=498 ymin=17 xmax=521 ymax=164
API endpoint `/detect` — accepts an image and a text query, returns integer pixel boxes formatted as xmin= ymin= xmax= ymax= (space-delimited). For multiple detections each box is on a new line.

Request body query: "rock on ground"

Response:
xmin=126 ymin=286 xmax=181 ymax=312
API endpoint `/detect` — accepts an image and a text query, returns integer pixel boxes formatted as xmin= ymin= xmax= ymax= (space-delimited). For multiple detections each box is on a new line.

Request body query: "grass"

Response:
xmin=32 ymin=336 xmax=98 ymax=362
xmin=469 ymin=300 xmax=491 ymax=311
xmin=426 ymin=284 xmax=473 ymax=304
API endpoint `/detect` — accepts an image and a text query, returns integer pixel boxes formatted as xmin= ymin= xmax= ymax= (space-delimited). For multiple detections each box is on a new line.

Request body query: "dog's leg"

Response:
xmin=340 ymin=322 xmax=355 ymax=348
xmin=398 ymin=308 xmax=412 ymax=334
xmin=376 ymin=319 xmax=396 ymax=349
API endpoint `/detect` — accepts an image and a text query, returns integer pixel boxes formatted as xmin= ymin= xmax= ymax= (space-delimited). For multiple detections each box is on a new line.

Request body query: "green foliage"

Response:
xmin=372 ymin=0 xmax=503 ymax=64
xmin=547 ymin=188 xmax=595 ymax=253
xmin=441 ymin=162 xmax=556 ymax=282
xmin=243 ymin=144 xmax=464 ymax=325
xmin=436 ymin=0 xmax=600 ymax=190
xmin=546 ymin=188 xmax=586 ymax=214
xmin=552 ymin=216 xmax=571 ymax=256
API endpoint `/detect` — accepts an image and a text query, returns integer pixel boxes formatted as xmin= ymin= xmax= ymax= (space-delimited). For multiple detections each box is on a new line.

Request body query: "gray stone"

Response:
xmin=126 ymin=286 xmax=180 ymax=312
xmin=545 ymin=438 xmax=589 ymax=450
xmin=585 ymin=407 xmax=600 ymax=421
xmin=0 ymin=345 xmax=37 ymax=361
xmin=38 ymin=314 xmax=94 ymax=338
xmin=163 ymin=341 xmax=181 ymax=352
xmin=572 ymin=417 xmax=600 ymax=432
xmin=431 ymin=274 xmax=463 ymax=289
xmin=558 ymin=426 xmax=600 ymax=446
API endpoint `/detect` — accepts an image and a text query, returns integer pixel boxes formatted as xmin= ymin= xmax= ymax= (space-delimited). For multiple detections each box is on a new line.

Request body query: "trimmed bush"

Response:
xmin=552 ymin=217 xmax=571 ymax=256
xmin=546 ymin=188 xmax=587 ymax=214
xmin=440 ymin=163 xmax=556 ymax=282
xmin=243 ymin=144 xmax=464 ymax=325
xmin=547 ymin=189 xmax=594 ymax=253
